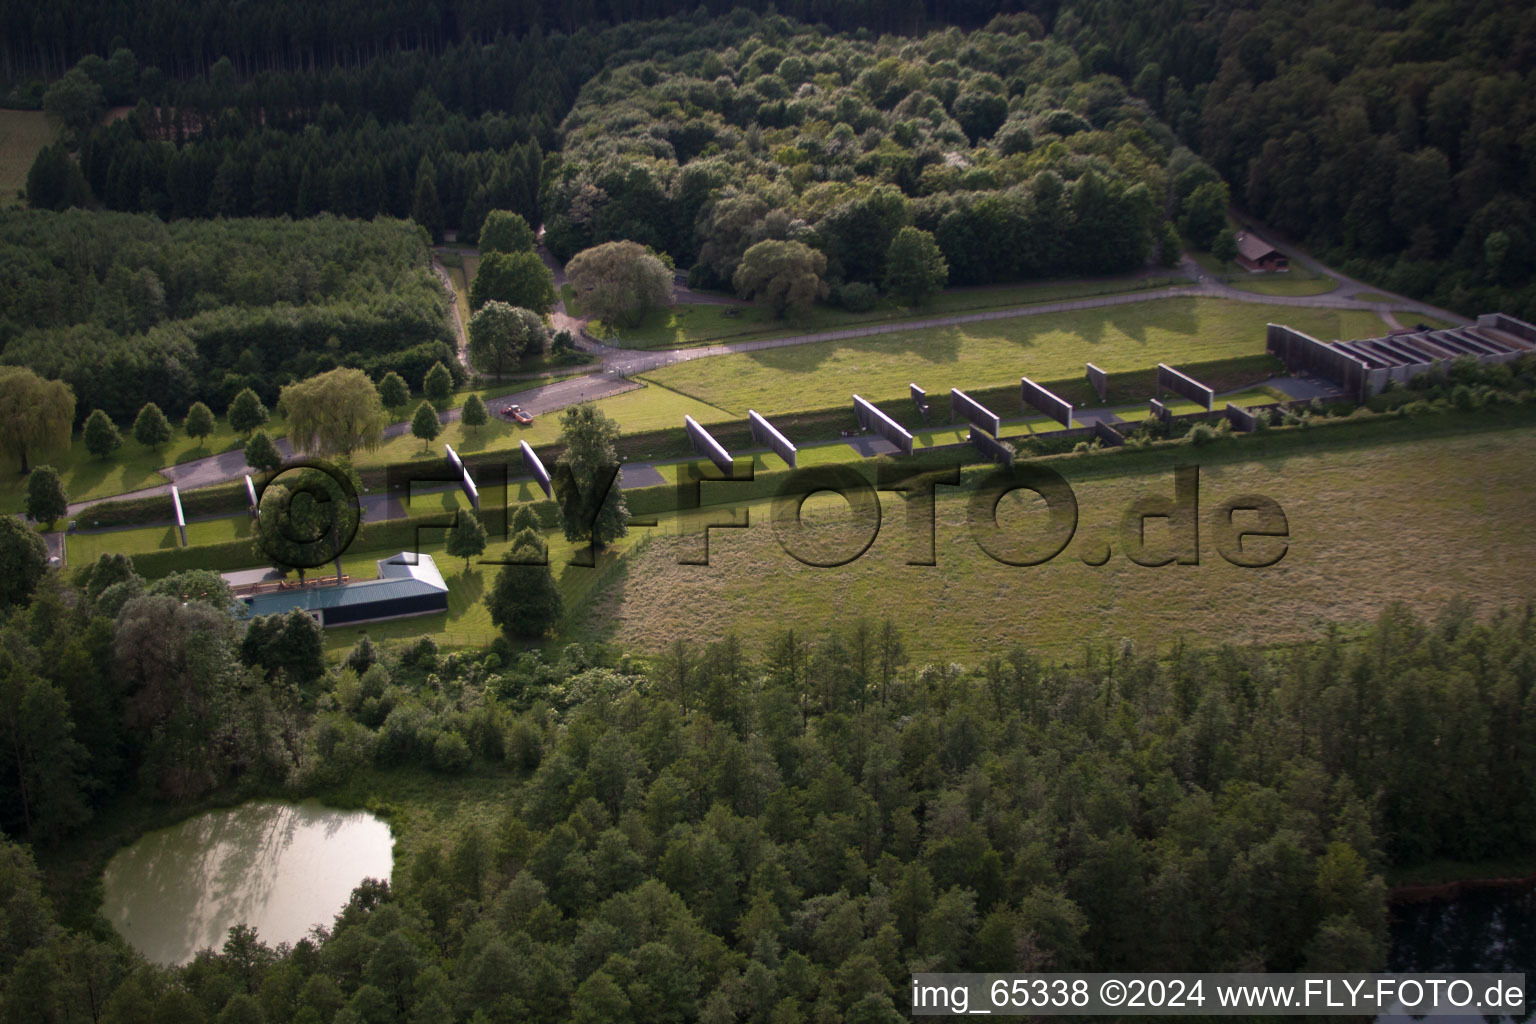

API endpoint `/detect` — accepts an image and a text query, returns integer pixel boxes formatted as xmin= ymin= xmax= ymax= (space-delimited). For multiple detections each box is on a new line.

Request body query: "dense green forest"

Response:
xmin=1058 ymin=0 xmax=1536 ymax=317
xmin=18 ymin=2 xmax=1536 ymax=314
xmin=3 ymin=533 xmax=1535 ymax=1017
xmin=0 ymin=211 xmax=455 ymax=423
xmin=543 ymin=15 xmax=1182 ymax=292
xmin=1 ymin=0 xmax=1033 ymax=82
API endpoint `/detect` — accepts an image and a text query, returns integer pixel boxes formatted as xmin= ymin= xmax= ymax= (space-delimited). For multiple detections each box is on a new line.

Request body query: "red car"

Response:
xmin=505 ymin=404 xmax=534 ymax=425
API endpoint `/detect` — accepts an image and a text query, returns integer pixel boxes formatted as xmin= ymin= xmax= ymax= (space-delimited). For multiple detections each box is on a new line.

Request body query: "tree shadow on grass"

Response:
xmin=740 ymin=323 xmax=966 ymax=373
xmin=454 ymin=567 xmax=485 ymax=603
xmin=555 ymin=542 xmax=641 ymax=648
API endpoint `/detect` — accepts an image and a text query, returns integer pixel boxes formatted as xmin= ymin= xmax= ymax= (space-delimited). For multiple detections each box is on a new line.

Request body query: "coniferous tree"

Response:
xmin=412 ymin=156 xmax=444 ymax=243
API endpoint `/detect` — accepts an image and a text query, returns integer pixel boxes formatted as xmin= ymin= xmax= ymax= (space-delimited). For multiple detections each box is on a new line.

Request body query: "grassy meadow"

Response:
xmin=640 ymin=297 xmax=1390 ymax=415
xmin=592 ymin=274 xmax=1193 ymax=348
xmin=0 ymin=110 xmax=52 ymax=206
xmin=567 ymin=417 xmax=1536 ymax=663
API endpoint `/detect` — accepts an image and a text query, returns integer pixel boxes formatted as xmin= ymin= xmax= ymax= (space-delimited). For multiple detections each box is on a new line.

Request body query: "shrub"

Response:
xmin=835 ymin=281 xmax=879 ymax=312
xmin=432 ymin=731 xmax=473 ymax=774
xmin=1187 ymin=422 xmax=1217 ymax=446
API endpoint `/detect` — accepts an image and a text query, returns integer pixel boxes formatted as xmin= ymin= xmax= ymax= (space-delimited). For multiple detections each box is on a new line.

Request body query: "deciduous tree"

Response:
xmin=1212 ymin=228 xmax=1239 ymax=264
xmin=883 ymin=227 xmax=948 ymax=306
xmin=279 ymin=368 xmax=389 ymax=456
xmin=480 ymin=210 xmax=537 ymax=254
xmin=82 ymin=409 xmax=120 ymax=460
xmin=244 ymin=430 xmax=282 ymax=474
xmin=42 ymin=68 xmax=104 ymax=144
xmin=468 ymin=302 xmax=547 ymax=376
xmin=447 ymin=509 xmax=488 ymax=569
xmin=565 ymin=241 xmax=673 ymax=328
xmin=131 ymin=402 xmax=172 ymax=453
xmin=411 ymin=401 xmax=442 ymax=451
xmin=553 ymin=404 xmax=629 ymax=553
xmin=0 ymin=367 xmax=75 ymax=474
xmin=733 ymin=240 xmax=828 ymax=319
xmin=25 ymin=467 xmax=67 ymax=530
xmin=424 ymin=362 xmax=454 ymax=407
xmin=487 ymin=543 xmax=562 ymax=639
xmin=469 ymin=250 xmax=556 ymax=313
xmin=462 ymin=394 xmax=488 ymax=435
xmin=227 ymin=388 xmax=269 ymax=437
xmin=184 ymin=401 xmax=215 ymax=443
xmin=0 ymin=517 xmax=48 ymax=608
xmin=1180 ymin=180 xmax=1230 ymax=250
xmin=378 ymin=371 xmax=410 ymax=415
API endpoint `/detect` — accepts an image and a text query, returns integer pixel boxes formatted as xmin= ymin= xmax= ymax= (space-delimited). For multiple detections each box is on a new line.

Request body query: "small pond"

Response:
xmin=101 ymin=799 xmax=393 ymax=965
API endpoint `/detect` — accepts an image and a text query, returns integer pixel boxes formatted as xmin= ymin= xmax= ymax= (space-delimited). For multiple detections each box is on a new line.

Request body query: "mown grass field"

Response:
xmin=568 ymin=417 xmax=1536 ymax=663
xmin=594 ymin=274 xmax=1192 ymax=349
xmin=640 ymin=297 xmax=1390 ymax=416
xmin=0 ymin=110 xmax=52 ymax=206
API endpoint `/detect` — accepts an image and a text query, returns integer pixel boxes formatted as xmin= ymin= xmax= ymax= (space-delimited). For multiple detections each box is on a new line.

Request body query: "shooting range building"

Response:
xmin=230 ymin=552 xmax=450 ymax=627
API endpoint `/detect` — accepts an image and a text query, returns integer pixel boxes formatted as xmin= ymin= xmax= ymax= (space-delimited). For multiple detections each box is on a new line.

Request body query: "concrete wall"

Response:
xmin=1266 ymin=323 xmax=1371 ymax=400
xmin=1085 ymin=362 xmax=1108 ymax=402
xmin=969 ymin=426 xmax=1015 ymax=466
xmin=1156 ymin=363 xmax=1215 ymax=411
xmin=1021 ymin=376 xmax=1074 ymax=428
xmin=1093 ymin=420 xmax=1125 ymax=447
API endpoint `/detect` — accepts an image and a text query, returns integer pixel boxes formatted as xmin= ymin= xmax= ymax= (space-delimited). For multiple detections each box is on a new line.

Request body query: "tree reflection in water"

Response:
xmin=101 ymin=800 xmax=393 ymax=965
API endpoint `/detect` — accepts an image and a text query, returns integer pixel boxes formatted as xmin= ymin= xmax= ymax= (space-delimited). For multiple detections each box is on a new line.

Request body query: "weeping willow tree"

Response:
xmin=0 ymin=367 xmax=75 ymax=474
xmin=278 ymin=368 xmax=389 ymax=457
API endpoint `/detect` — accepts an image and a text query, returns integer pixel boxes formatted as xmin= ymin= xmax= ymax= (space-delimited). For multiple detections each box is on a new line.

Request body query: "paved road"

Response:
xmin=64 ymin=240 xmax=1461 ymax=520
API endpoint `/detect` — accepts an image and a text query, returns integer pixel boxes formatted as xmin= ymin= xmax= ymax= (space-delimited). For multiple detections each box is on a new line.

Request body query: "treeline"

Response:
xmin=1056 ymin=0 xmax=1536 ymax=318
xmin=0 ymin=211 xmax=455 ymax=423
xmin=545 ymin=15 xmax=1193 ymax=297
xmin=1 ymin=0 xmax=1043 ymax=83
xmin=24 ymin=31 xmax=578 ymax=238
xmin=3 ymin=527 xmax=1535 ymax=1017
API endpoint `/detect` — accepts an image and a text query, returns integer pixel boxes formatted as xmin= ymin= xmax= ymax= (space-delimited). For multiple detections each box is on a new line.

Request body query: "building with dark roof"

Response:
xmin=230 ymin=552 xmax=449 ymax=627
xmin=1234 ymin=232 xmax=1288 ymax=272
